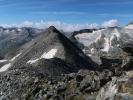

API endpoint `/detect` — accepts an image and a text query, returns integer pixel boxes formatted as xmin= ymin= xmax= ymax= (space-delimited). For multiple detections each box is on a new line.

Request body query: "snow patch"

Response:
xmin=41 ymin=49 xmax=58 ymax=59
xmin=27 ymin=49 xmax=58 ymax=64
xmin=27 ymin=59 xmax=39 ymax=64
xmin=75 ymin=29 xmax=105 ymax=47
xmin=125 ymin=25 xmax=133 ymax=29
xmin=88 ymin=54 xmax=92 ymax=57
xmin=0 ymin=63 xmax=11 ymax=72
xmin=102 ymin=38 xmax=110 ymax=52
xmin=10 ymin=53 xmax=22 ymax=61
xmin=105 ymin=84 xmax=118 ymax=99
xmin=91 ymin=48 xmax=96 ymax=54
xmin=117 ymin=44 xmax=120 ymax=47
xmin=110 ymin=35 xmax=115 ymax=42
xmin=17 ymin=28 xmax=22 ymax=32
xmin=0 ymin=59 xmax=7 ymax=63
xmin=0 ymin=53 xmax=21 ymax=72
xmin=112 ymin=29 xmax=120 ymax=38
xmin=95 ymin=33 xmax=103 ymax=42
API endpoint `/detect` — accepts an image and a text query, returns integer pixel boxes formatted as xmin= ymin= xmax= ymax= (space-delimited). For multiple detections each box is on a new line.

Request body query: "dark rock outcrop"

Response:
xmin=122 ymin=43 xmax=133 ymax=56
xmin=121 ymin=43 xmax=133 ymax=70
xmin=72 ymin=29 xmax=96 ymax=36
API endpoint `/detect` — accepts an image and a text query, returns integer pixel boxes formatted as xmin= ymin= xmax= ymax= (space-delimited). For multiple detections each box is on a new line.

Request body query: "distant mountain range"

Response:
xmin=0 ymin=27 xmax=44 ymax=57
xmin=72 ymin=26 xmax=133 ymax=57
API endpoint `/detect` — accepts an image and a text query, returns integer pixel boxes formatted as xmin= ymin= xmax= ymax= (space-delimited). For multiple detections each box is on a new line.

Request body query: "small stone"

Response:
xmin=34 ymin=78 xmax=39 ymax=83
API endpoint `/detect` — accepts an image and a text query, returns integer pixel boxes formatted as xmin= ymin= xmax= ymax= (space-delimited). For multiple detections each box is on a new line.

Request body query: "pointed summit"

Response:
xmin=48 ymin=26 xmax=56 ymax=30
xmin=46 ymin=26 xmax=60 ymax=33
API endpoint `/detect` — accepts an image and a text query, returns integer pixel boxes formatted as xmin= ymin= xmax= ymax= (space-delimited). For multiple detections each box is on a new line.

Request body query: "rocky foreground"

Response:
xmin=0 ymin=67 xmax=132 ymax=100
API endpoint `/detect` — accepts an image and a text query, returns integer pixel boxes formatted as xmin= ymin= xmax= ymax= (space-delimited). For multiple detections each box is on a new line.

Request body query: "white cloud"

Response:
xmin=33 ymin=11 xmax=85 ymax=15
xmin=1 ymin=20 xmax=98 ymax=32
xmin=35 ymin=21 xmax=98 ymax=32
xmin=102 ymin=19 xmax=119 ymax=28
xmin=0 ymin=19 xmax=120 ymax=32
xmin=20 ymin=21 xmax=34 ymax=27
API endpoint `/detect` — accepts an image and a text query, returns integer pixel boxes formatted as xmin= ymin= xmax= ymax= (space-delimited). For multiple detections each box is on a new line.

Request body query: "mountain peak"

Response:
xmin=127 ymin=21 xmax=133 ymax=25
xmin=47 ymin=26 xmax=60 ymax=33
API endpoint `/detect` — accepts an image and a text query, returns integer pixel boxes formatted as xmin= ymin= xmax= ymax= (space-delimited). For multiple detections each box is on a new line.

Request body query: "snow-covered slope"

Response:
xmin=125 ymin=21 xmax=133 ymax=29
xmin=74 ymin=27 xmax=133 ymax=57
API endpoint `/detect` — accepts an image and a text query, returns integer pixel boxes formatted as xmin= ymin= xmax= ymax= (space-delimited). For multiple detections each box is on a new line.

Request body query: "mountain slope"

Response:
xmin=0 ymin=26 xmax=97 ymax=76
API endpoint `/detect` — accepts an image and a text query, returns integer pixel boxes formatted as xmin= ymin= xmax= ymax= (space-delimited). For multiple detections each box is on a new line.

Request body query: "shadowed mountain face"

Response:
xmin=122 ymin=43 xmax=133 ymax=56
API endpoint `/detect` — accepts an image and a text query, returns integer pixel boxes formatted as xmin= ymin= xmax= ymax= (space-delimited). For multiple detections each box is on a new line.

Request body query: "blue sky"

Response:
xmin=0 ymin=0 xmax=133 ymax=25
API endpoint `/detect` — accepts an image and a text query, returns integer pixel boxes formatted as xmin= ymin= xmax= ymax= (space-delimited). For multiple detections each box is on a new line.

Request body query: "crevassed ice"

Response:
xmin=27 ymin=49 xmax=58 ymax=64
xmin=0 ymin=63 xmax=11 ymax=72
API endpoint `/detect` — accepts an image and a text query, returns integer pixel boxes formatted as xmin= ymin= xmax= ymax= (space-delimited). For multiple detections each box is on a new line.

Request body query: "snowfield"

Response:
xmin=101 ymin=38 xmax=110 ymax=52
xmin=0 ymin=53 xmax=22 ymax=72
xmin=0 ymin=59 xmax=8 ymax=63
xmin=27 ymin=48 xmax=58 ymax=64
xmin=75 ymin=27 xmax=133 ymax=54
xmin=11 ymin=53 xmax=22 ymax=61
xmin=0 ymin=63 xmax=11 ymax=72
xmin=41 ymin=49 xmax=58 ymax=59
xmin=27 ymin=59 xmax=40 ymax=64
